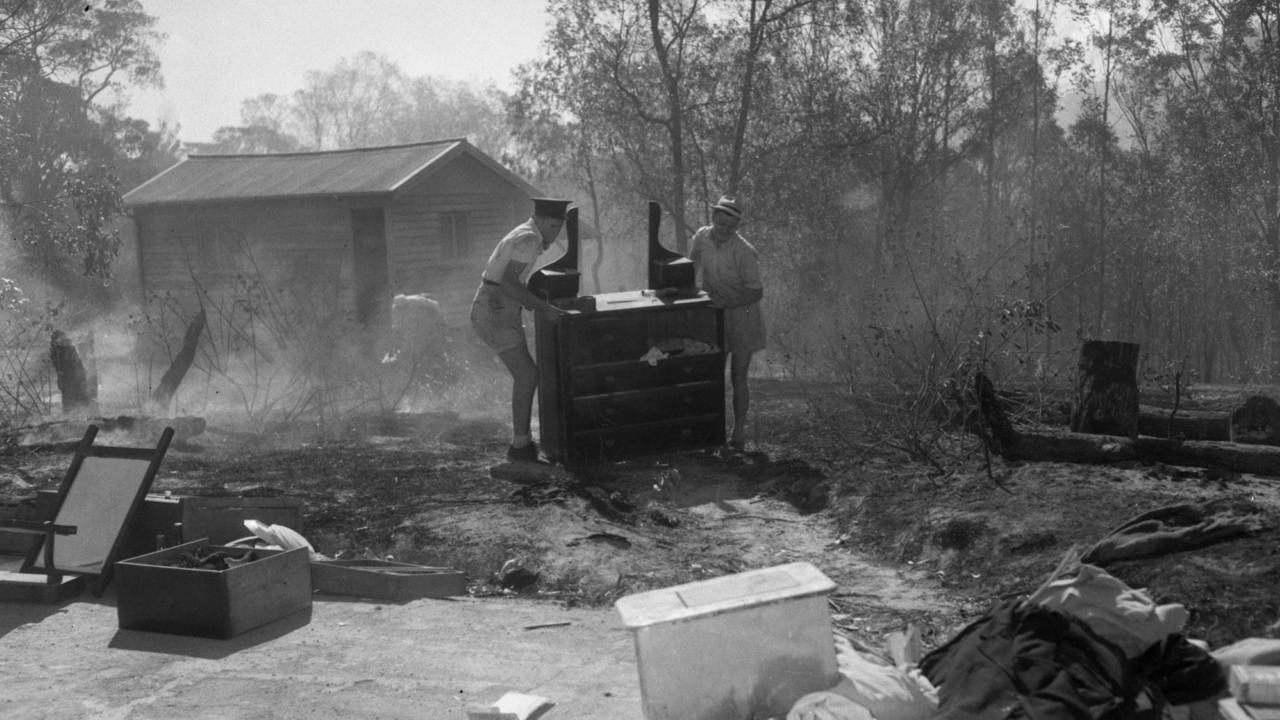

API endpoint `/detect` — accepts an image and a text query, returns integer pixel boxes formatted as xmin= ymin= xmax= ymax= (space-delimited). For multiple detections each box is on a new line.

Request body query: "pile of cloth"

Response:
xmin=639 ymin=336 xmax=717 ymax=365
xmin=782 ymin=563 xmax=1230 ymax=719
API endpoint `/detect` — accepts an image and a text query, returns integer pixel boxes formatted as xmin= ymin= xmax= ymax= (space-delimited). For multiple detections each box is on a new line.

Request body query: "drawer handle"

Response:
xmin=681 ymin=365 xmax=694 ymax=375
xmin=680 ymin=428 xmax=693 ymax=438
xmin=604 ymin=375 xmax=616 ymax=386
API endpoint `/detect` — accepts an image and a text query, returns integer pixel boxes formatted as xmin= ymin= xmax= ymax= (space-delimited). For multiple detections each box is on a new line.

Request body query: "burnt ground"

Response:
xmin=2 ymin=377 xmax=1279 ymax=654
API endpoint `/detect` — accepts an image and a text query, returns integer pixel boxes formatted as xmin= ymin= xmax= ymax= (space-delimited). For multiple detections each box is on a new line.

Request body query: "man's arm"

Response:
xmin=710 ymin=286 xmax=763 ymax=309
xmin=499 ymin=260 xmax=566 ymax=322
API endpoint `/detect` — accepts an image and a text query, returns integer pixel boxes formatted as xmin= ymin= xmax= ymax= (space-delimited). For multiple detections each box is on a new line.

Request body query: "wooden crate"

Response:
xmin=115 ymin=539 xmax=311 ymax=639
xmin=0 ymin=571 xmax=84 ymax=603
xmin=181 ymin=496 xmax=303 ymax=544
xmin=310 ymin=559 xmax=466 ymax=602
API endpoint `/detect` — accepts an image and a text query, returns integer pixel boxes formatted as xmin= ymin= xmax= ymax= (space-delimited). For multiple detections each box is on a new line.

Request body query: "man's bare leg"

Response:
xmin=498 ymin=344 xmax=539 ymax=447
xmin=729 ymin=350 xmax=754 ymax=447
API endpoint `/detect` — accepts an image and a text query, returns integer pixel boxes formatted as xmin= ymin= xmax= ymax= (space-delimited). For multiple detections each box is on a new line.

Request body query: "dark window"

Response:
xmin=440 ymin=211 xmax=471 ymax=259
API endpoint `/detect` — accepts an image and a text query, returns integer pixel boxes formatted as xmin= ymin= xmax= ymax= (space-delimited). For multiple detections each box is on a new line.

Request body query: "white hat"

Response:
xmin=710 ymin=195 xmax=743 ymax=219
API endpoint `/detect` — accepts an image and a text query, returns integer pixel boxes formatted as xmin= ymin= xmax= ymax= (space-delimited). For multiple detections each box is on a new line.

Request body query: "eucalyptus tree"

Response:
xmin=290 ymin=52 xmax=413 ymax=150
xmin=0 ymin=0 xmax=164 ymax=291
xmin=1149 ymin=0 xmax=1278 ymax=379
xmin=210 ymin=56 xmax=511 ymax=157
xmin=511 ymin=0 xmax=834 ymax=254
xmin=207 ymin=93 xmax=302 ymax=154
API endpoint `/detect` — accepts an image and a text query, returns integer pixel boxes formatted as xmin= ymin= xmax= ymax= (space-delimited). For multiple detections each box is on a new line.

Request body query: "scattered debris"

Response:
xmin=466 ymin=691 xmax=555 ymax=720
xmin=496 ymin=558 xmax=540 ymax=592
xmin=489 ymin=461 xmax=573 ymax=485
xmin=522 ymin=621 xmax=572 ymax=631
xmin=566 ymin=532 xmax=631 ymax=549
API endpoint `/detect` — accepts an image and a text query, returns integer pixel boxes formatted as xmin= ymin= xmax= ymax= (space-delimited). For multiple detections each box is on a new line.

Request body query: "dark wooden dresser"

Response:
xmin=534 ymin=290 xmax=725 ymax=466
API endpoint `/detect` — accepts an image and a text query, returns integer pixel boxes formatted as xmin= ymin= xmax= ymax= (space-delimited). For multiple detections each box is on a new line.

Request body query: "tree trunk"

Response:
xmin=151 ymin=308 xmax=207 ymax=411
xmin=1137 ymin=405 xmax=1233 ymax=442
xmin=49 ymin=330 xmax=92 ymax=415
xmin=1071 ymin=340 xmax=1140 ymax=439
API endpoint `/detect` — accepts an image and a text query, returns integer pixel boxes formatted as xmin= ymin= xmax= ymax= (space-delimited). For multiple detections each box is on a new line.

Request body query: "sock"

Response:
xmin=512 ymin=434 xmax=532 ymax=448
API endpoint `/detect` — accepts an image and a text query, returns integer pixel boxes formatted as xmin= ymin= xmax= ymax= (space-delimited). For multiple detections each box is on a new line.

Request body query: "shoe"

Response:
xmin=507 ymin=441 xmax=539 ymax=463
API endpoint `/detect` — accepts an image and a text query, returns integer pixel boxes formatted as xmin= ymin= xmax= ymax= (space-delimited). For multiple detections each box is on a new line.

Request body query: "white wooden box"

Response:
xmin=615 ymin=561 xmax=838 ymax=720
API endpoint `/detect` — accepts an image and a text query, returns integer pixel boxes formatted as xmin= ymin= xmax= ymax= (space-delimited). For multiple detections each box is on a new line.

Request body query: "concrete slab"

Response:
xmin=0 ymin=567 xmax=645 ymax=720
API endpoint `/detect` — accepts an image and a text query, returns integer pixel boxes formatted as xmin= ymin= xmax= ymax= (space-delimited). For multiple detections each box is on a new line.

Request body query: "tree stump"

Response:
xmin=152 ymin=308 xmax=206 ymax=411
xmin=1232 ymin=395 xmax=1280 ymax=446
xmin=975 ymin=371 xmax=1018 ymax=455
xmin=1070 ymin=340 xmax=1140 ymax=439
xmin=49 ymin=330 xmax=92 ymax=414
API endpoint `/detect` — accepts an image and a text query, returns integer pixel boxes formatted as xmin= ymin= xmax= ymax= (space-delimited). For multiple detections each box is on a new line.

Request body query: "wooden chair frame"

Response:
xmin=0 ymin=424 xmax=174 ymax=599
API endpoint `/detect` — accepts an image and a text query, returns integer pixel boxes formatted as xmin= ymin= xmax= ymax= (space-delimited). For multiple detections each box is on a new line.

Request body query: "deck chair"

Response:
xmin=0 ymin=424 xmax=174 ymax=601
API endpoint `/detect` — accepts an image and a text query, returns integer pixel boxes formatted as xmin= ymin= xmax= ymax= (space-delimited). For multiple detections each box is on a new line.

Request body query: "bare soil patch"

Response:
xmin=2 ymin=377 xmax=1278 ymax=653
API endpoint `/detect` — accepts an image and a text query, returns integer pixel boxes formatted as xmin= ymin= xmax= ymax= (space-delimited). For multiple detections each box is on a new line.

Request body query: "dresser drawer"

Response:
xmin=570 ymin=353 xmax=722 ymax=395
xmin=568 ymin=417 xmax=723 ymax=465
xmin=571 ymin=383 xmax=720 ymax=432
xmin=567 ymin=316 xmax=650 ymax=365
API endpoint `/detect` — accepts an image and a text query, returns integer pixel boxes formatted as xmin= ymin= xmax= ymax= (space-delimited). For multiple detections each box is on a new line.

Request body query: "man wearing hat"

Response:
xmin=689 ymin=194 xmax=766 ymax=452
xmin=470 ymin=197 xmax=571 ymax=462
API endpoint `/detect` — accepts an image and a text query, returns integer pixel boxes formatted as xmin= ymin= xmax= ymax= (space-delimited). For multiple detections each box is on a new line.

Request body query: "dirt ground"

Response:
xmin=3 ymin=375 xmax=1279 ymax=662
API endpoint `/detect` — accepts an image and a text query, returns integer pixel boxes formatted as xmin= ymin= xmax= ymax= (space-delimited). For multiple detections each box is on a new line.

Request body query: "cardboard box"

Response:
xmin=181 ymin=495 xmax=303 ymax=544
xmin=310 ymin=559 xmax=466 ymax=602
xmin=615 ymin=561 xmax=839 ymax=720
xmin=116 ymin=538 xmax=312 ymax=639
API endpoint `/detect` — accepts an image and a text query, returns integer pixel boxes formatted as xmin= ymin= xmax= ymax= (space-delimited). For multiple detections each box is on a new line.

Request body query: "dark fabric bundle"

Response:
xmin=919 ymin=600 xmax=1224 ymax=719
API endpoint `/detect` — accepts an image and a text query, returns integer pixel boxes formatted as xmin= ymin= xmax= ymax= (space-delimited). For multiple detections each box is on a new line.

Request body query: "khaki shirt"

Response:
xmin=689 ymin=226 xmax=766 ymax=354
xmin=481 ymin=219 xmax=543 ymax=286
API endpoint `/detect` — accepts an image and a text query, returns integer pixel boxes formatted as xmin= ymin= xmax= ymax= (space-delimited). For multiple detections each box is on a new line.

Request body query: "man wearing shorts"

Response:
xmin=689 ymin=195 xmax=765 ymax=452
xmin=470 ymin=198 xmax=571 ymax=462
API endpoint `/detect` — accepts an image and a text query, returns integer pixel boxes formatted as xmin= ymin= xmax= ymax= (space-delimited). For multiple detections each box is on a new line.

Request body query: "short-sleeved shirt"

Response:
xmin=481 ymin=219 xmax=544 ymax=286
xmin=689 ymin=226 xmax=766 ymax=355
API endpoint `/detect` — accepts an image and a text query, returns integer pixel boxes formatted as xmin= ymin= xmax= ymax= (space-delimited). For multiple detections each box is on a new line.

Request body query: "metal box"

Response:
xmin=116 ymin=539 xmax=312 ymax=639
xmin=615 ymin=562 xmax=839 ymax=720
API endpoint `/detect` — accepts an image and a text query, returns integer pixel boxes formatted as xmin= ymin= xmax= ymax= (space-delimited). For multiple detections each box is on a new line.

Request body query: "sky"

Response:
xmin=126 ymin=0 xmax=550 ymax=144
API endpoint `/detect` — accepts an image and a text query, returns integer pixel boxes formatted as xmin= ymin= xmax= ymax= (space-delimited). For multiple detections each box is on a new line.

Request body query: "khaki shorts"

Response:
xmin=724 ymin=302 xmax=766 ymax=356
xmin=470 ymin=283 xmax=526 ymax=354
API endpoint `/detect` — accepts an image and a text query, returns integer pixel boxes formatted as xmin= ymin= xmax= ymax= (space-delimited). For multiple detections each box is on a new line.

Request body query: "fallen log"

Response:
xmin=1002 ymin=428 xmax=1137 ymax=465
xmin=1132 ymin=436 xmax=1280 ymax=476
xmin=1002 ymin=427 xmax=1280 ymax=476
xmin=1137 ymin=405 xmax=1233 ymax=442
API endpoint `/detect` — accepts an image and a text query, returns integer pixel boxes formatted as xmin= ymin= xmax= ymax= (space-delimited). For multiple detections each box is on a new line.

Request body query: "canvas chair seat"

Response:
xmin=0 ymin=424 xmax=174 ymax=601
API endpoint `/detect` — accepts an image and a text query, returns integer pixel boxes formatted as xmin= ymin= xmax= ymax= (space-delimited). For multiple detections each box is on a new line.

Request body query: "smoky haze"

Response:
xmin=3 ymin=0 xmax=1279 ymax=441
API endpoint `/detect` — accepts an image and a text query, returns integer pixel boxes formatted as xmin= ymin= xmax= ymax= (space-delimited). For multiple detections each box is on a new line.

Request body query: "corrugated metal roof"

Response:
xmin=123 ymin=139 xmax=527 ymax=207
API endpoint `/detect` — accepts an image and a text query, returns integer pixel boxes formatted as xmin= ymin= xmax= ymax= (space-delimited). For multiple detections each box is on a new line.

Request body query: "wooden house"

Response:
xmin=121 ymin=139 xmax=563 ymax=328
